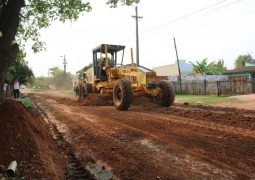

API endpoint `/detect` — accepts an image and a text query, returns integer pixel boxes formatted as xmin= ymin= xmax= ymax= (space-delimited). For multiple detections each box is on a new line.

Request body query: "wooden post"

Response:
xmin=132 ymin=6 xmax=142 ymax=67
xmin=204 ymin=75 xmax=207 ymax=96
xmin=216 ymin=81 xmax=220 ymax=96
xmin=173 ymin=37 xmax=182 ymax=93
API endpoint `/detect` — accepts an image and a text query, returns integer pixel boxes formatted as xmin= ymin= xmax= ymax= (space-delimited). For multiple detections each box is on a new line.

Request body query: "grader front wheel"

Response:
xmin=157 ymin=80 xmax=175 ymax=107
xmin=76 ymin=84 xmax=88 ymax=102
xmin=113 ymin=79 xmax=132 ymax=110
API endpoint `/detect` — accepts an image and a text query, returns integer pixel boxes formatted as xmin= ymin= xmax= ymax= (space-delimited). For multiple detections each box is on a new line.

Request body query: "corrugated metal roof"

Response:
xmin=223 ymin=66 xmax=255 ymax=74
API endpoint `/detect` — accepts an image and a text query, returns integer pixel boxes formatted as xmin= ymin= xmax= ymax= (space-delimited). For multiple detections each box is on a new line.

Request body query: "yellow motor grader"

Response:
xmin=75 ymin=44 xmax=175 ymax=110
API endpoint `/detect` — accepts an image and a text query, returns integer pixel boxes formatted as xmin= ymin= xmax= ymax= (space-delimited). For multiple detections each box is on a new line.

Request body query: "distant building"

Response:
xmin=245 ymin=62 xmax=255 ymax=67
xmin=223 ymin=66 xmax=255 ymax=81
xmin=223 ymin=66 xmax=255 ymax=93
xmin=152 ymin=60 xmax=193 ymax=76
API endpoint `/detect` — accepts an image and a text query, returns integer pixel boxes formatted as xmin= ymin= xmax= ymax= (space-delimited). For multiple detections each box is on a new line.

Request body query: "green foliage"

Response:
xmin=33 ymin=76 xmax=51 ymax=89
xmin=75 ymin=63 xmax=93 ymax=80
xmin=190 ymin=58 xmax=227 ymax=75
xmin=190 ymin=58 xmax=208 ymax=74
xmin=16 ymin=0 xmax=139 ymax=53
xmin=16 ymin=0 xmax=92 ymax=52
xmin=49 ymin=66 xmax=63 ymax=77
xmin=5 ymin=51 xmax=34 ymax=84
xmin=106 ymin=0 xmax=140 ymax=7
xmin=52 ymin=71 xmax=74 ymax=90
xmin=34 ymin=66 xmax=74 ymax=90
xmin=234 ymin=54 xmax=253 ymax=69
xmin=206 ymin=59 xmax=227 ymax=75
xmin=21 ymin=98 xmax=34 ymax=108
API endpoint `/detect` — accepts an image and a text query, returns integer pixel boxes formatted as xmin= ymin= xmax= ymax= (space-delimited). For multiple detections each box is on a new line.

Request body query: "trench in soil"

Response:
xmin=35 ymin=105 xmax=115 ymax=180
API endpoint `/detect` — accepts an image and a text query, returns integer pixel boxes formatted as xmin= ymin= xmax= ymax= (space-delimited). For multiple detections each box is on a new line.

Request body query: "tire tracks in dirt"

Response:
xmin=32 ymin=93 xmax=255 ymax=179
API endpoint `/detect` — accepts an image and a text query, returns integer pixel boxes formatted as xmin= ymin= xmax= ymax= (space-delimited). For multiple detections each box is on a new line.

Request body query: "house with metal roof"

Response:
xmin=223 ymin=66 xmax=255 ymax=80
xmin=223 ymin=66 xmax=255 ymax=93
xmin=245 ymin=62 xmax=255 ymax=67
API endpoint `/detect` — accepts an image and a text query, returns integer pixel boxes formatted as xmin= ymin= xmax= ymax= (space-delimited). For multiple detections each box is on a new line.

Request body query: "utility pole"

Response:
xmin=63 ymin=55 xmax=67 ymax=74
xmin=132 ymin=6 xmax=142 ymax=67
xmin=173 ymin=37 xmax=182 ymax=93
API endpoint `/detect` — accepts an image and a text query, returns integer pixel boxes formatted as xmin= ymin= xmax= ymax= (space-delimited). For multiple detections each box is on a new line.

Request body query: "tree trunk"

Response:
xmin=0 ymin=0 xmax=24 ymax=103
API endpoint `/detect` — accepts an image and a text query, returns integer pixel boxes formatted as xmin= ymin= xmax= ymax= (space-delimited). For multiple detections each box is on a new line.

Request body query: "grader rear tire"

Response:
xmin=157 ymin=80 xmax=175 ymax=107
xmin=113 ymin=79 xmax=132 ymax=110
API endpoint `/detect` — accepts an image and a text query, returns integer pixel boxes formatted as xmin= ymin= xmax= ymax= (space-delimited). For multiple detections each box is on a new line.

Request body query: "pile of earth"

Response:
xmin=81 ymin=93 xmax=113 ymax=106
xmin=81 ymin=93 xmax=157 ymax=106
xmin=0 ymin=100 xmax=66 ymax=179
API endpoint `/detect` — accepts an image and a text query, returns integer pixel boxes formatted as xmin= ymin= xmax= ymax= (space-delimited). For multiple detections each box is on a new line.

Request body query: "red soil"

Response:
xmin=0 ymin=100 xmax=66 ymax=179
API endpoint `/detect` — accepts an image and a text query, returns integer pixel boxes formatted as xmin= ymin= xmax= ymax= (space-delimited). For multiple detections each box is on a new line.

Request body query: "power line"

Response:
xmin=140 ymin=0 xmax=247 ymax=34
xmin=135 ymin=0 xmax=253 ymax=41
xmin=166 ymin=6 xmax=255 ymax=33
xmin=193 ymin=7 xmax=255 ymax=30
xmin=115 ymin=0 xmax=243 ymax=47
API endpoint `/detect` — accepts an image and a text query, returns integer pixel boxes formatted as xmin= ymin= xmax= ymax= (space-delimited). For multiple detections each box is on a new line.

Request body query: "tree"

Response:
xmin=0 ymin=0 xmax=23 ymax=90
xmin=34 ymin=66 xmax=74 ymax=90
xmin=206 ymin=59 xmax=227 ymax=75
xmin=49 ymin=67 xmax=63 ymax=78
xmin=190 ymin=58 xmax=227 ymax=75
xmin=235 ymin=54 xmax=253 ymax=69
xmin=33 ymin=76 xmax=51 ymax=90
xmin=5 ymin=52 xmax=34 ymax=85
xmin=49 ymin=66 xmax=74 ymax=90
xmin=0 ymin=0 xmax=139 ymax=102
xmin=190 ymin=58 xmax=208 ymax=74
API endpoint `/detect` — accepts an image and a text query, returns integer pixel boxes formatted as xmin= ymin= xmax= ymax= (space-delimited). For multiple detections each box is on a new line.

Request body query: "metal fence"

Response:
xmin=169 ymin=75 xmax=228 ymax=82
xmin=172 ymin=79 xmax=254 ymax=96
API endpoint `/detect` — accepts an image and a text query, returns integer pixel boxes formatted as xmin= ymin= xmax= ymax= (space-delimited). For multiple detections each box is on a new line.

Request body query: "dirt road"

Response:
xmin=32 ymin=92 xmax=255 ymax=179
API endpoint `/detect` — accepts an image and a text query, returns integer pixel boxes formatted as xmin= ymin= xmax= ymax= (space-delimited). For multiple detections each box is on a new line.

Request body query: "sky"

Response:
xmin=25 ymin=0 xmax=255 ymax=77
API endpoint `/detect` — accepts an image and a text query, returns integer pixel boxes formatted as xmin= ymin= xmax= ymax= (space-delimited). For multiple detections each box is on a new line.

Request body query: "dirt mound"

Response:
xmin=0 ymin=100 xmax=66 ymax=179
xmin=176 ymin=103 xmax=255 ymax=117
xmin=33 ymin=91 xmax=158 ymax=108
xmin=34 ymin=92 xmax=78 ymax=106
xmin=81 ymin=93 xmax=113 ymax=106
xmin=81 ymin=94 xmax=157 ymax=107
xmin=132 ymin=96 xmax=157 ymax=106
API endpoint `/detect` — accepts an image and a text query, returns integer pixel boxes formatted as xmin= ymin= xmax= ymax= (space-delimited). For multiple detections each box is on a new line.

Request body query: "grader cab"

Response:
xmin=75 ymin=44 xmax=175 ymax=110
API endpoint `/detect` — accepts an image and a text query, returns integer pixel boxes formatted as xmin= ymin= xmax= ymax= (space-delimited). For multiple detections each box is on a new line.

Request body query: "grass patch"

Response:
xmin=175 ymin=94 xmax=241 ymax=105
xmin=21 ymin=98 xmax=34 ymax=108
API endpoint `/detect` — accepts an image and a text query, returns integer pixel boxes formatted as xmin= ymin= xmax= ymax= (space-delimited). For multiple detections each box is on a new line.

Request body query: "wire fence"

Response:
xmin=172 ymin=79 xmax=254 ymax=96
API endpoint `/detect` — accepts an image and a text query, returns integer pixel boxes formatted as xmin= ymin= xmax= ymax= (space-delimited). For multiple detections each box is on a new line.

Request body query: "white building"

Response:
xmin=152 ymin=60 xmax=193 ymax=76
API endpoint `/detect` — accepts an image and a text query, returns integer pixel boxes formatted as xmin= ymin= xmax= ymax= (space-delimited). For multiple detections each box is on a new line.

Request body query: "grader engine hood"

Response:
xmin=136 ymin=67 xmax=166 ymax=88
xmin=135 ymin=66 xmax=167 ymax=88
xmin=146 ymin=71 xmax=157 ymax=85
